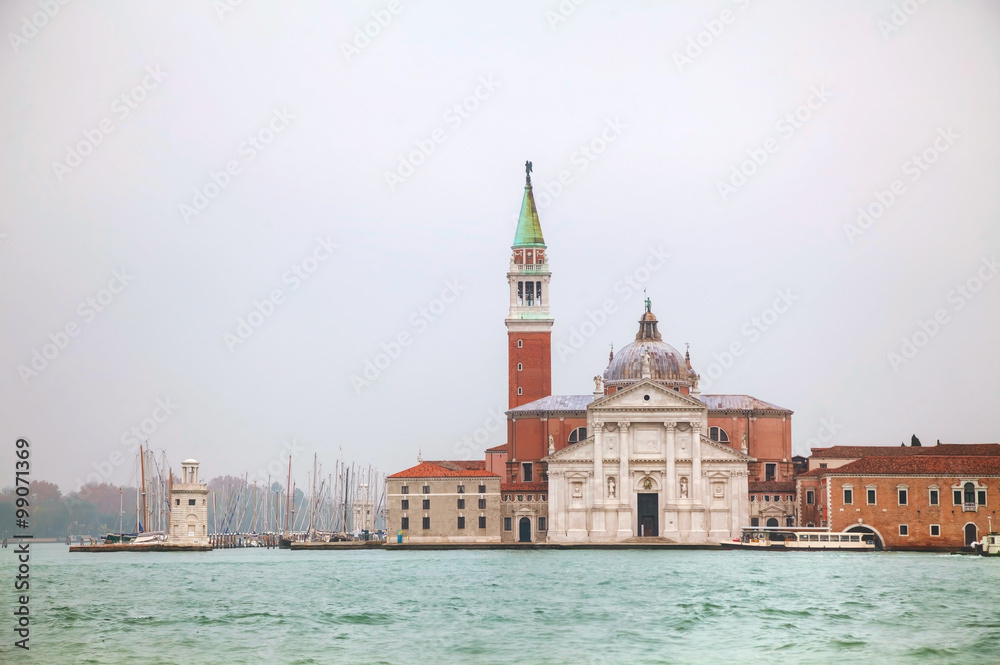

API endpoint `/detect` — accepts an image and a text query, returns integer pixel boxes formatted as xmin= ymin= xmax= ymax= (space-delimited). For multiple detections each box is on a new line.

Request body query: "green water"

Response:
xmin=2 ymin=544 xmax=999 ymax=664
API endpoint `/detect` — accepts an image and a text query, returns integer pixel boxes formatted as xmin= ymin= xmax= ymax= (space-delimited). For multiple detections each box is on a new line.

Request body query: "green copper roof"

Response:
xmin=513 ymin=185 xmax=545 ymax=247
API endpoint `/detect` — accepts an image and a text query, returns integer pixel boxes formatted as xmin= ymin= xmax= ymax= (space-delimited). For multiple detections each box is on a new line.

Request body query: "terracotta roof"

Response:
xmin=810 ymin=444 xmax=1000 ymax=458
xmin=388 ymin=461 xmax=498 ymax=479
xmin=816 ymin=456 xmax=1000 ymax=477
xmin=485 ymin=444 xmax=508 ymax=453
xmin=749 ymin=481 xmax=796 ymax=493
xmin=501 ymin=482 xmax=548 ymax=492
xmin=699 ymin=394 xmax=792 ymax=413
xmin=509 ymin=395 xmax=593 ymax=414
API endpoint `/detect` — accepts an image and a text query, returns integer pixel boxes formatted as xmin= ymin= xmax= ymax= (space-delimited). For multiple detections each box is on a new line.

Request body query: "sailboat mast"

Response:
xmin=139 ymin=444 xmax=148 ymax=533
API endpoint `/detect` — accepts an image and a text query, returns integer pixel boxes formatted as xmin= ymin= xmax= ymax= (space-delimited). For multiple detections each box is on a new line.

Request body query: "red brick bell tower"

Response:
xmin=506 ymin=161 xmax=553 ymax=409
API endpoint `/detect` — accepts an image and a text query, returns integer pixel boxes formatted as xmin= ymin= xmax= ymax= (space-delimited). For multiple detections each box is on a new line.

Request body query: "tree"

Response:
xmin=911 ymin=434 xmax=922 ymax=447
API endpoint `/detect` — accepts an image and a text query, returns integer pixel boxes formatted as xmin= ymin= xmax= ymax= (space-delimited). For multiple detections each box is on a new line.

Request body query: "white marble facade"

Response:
xmin=545 ymin=379 xmax=751 ymax=544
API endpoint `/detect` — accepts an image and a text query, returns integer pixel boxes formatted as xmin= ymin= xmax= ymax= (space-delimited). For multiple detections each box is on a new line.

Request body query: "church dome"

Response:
xmin=603 ymin=307 xmax=695 ymax=387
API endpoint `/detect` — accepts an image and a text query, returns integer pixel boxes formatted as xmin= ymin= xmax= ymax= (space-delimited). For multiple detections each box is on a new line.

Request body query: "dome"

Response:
xmin=603 ymin=307 xmax=696 ymax=387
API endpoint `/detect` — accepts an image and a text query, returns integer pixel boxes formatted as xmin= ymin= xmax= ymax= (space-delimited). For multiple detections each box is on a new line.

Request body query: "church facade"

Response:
xmin=389 ymin=163 xmax=793 ymax=545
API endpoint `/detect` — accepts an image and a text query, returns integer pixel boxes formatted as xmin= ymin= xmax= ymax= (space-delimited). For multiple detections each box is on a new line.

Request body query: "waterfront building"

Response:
xmin=749 ymin=481 xmax=796 ymax=528
xmin=389 ymin=163 xmax=795 ymax=544
xmin=386 ymin=460 xmax=501 ymax=543
xmin=169 ymin=459 xmax=209 ymax=545
xmin=797 ymin=443 xmax=1000 ymax=549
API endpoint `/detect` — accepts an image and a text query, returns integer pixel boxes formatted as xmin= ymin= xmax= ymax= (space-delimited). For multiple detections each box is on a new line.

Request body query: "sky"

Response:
xmin=1 ymin=1 xmax=998 ymax=492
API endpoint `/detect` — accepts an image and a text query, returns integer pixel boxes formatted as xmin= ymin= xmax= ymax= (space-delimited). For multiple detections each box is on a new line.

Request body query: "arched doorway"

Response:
xmin=965 ymin=523 xmax=978 ymax=546
xmin=846 ymin=525 xmax=884 ymax=550
xmin=766 ymin=518 xmax=779 ymax=527
xmin=518 ymin=517 xmax=531 ymax=543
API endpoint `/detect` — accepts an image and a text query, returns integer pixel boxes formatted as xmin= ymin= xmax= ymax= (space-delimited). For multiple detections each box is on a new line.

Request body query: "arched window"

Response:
xmin=766 ymin=518 xmax=779 ymax=527
xmin=709 ymin=426 xmax=729 ymax=443
xmin=568 ymin=427 xmax=587 ymax=444
xmin=964 ymin=482 xmax=976 ymax=504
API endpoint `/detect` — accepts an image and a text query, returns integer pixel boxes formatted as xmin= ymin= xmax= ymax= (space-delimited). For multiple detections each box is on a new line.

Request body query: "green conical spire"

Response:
xmin=513 ymin=161 xmax=545 ymax=247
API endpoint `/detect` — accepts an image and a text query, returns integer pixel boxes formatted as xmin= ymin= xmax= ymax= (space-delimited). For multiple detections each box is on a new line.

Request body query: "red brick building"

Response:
xmin=797 ymin=444 xmax=1000 ymax=550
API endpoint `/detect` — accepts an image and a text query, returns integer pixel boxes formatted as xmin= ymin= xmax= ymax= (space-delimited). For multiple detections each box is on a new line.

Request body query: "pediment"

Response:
xmin=699 ymin=435 xmax=754 ymax=462
xmin=590 ymin=379 xmax=707 ymax=412
xmin=545 ymin=437 xmax=594 ymax=462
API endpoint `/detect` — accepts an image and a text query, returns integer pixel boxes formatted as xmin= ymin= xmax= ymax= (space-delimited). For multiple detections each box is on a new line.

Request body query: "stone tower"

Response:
xmin=169 ymin=459 xmax=209 ymax=545
xmin=506 ymin=161 xmax=553 ymax=409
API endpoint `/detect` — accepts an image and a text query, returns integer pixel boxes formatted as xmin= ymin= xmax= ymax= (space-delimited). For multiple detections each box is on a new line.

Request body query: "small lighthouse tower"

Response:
xmin=169 ymin=459 xmax=209 ymax=546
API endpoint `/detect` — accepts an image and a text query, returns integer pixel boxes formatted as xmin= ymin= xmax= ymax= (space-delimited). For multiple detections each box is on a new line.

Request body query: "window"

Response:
xmin=750 ymin=495 xmax=756 ymax=502
xmin=517 ymin=363 xmax=522 ymax=371
xmin=517 ymin=495 xmax=523 ymax=501
xmin=478 ymin=498 xmax=487 ymax=509
xmin=188 ymin=499 xmax=196 ymax=506
xmin=457 ymin=498 xmax=465 ymax=509
xmin=541 ymin=495 xmax=546 ymax=502
xmin=806 ymin=522 xmax=814 ymax=528
xmin=765 ymin=463 xmax=776 ymax=482
xmin=568 ymin=427 xmax=587 ymax=444
xmin=954 ymin=489 xmax=963 ymax=505
xmin=457 ymin=516 xmax=465 ymax=529
xmin=867 ymin=488 xmax=877 ymax=505
xmin=708 ymin=427 xmax=729 ymax=443
xmin=457 ymin=485 xmax=465 ymax=493
xmin=401 ymin=485 xmax=409 ymax=495
xmin=401 ymin=499 xmax=409 ymax=510
xmin=478 ymin=484 xmax=486 ymax=494
xmin=786 ymin=516 xmax=794 ymax=527
xmin=503 ymin=495 xmax=511 ymax=502
xmin=764 ymin=495 xmax=771 ymax=502
xmin=503 ymin=517 xmax=512 ymax=531
xmin=898 ymin=488 xmax=908 ymax=506
xmin=819 ymin=463 xmax=828 ymax=469
xmin=422 ymin=499 xmax=430 ymax=510
xmin=401 ymin=517 xmax=409 ymax=530
xmin=175 ymin=499 xmax=180 ymax=506
xmin=750 ymin=517 xmax=759 ymax=527
xmin=806 ymin=490 xmax=815 ymax=505
xmin=422 ymin=485 xmax=430 ymax=494
xmin=978 ymin=489 xmax=987 ymax=506
xmin=478 ymin=516 xmax=486 ymax=529
xmin=538 ymin=517 xmax=547 ymax=531
xmin=930 ymin=524 xmax=940 ymax=537
xmin=517 ymin=387 xmax=523 ymax=396
xmin=964 ymin=482 xmax=976 ymax=504
xmin=522 ymin=462 xmax=533 ymax=482
xmin=899 ymin=524 xmax=909 ymax=536
xmin=843 ymin=488 xmax=853 ymax=504
xmin=422 ymin=516 xmax=430 ymax=530
xmin=929 ymin=489 xmax=939 ymax=505
xmin=517 ymin=339 xmax=523 ymax=348
xmin=773 ymin=495 xmax=780 ymax=502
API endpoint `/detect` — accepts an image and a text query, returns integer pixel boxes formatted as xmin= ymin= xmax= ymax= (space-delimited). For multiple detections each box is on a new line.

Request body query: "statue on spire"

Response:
xmin=525 ymin=160 xmax=532 ymax=186
xmin=645 ymin=296 xmax=652 ymax=313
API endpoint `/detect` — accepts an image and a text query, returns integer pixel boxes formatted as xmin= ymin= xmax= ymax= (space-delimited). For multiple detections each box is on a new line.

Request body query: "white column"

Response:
xmin=691 ymin=421 xmax=702 ymax=503
xmin=593 ymin=422 xmax=604 ymax=506
xmin=665 ymin=422 xmax=676 ymax=502
xmin=618 ymin=422 xmax=630 ymax=506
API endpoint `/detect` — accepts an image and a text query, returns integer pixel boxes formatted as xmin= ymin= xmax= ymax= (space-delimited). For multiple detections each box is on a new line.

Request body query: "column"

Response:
xmin=618 ymin=422 xmax=630 ymax=506
xmin=690 ymin=422 xmax=701 ymax=503
xmin=593 ymin=422 xmax=604 ymax=505
xmin=664 ymin=422 xmax=676 ymax=502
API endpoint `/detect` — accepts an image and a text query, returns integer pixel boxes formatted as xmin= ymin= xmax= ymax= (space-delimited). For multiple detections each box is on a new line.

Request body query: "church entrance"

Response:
xmin=637 ymin=493 xmax=658 ymax=537
xmin=518 ymin=517 xmax=531 ymax=543
xmin=965 ymin=523 xmax=978 ymax=546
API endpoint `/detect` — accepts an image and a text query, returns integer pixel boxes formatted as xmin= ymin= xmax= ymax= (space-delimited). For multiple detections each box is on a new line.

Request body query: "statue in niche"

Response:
xmin=679 ymin=476 xmax=689 ymax=499
xmin=548 ymin=434 xmax=555 ymax=455
xmin=642 ymin=477 xmax=653 ymax=491
xmin=607 ymin=476 xmax=616 ymax=498
xmin=741 ymin=432 xmax=748 ymax=452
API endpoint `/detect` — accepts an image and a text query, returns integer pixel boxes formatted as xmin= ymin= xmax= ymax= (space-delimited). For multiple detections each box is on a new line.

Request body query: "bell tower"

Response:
xmin=506 ymin=161 xmax=553 ymax=408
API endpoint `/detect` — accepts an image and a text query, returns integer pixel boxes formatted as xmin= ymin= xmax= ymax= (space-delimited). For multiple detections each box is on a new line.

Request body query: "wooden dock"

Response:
xmin=69 ymin=543 xmax=212 ymax=553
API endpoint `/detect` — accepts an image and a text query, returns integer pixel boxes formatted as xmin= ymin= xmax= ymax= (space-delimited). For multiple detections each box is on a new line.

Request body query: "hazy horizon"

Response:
xmin=2 ymin=1 xmax=998 ymax=492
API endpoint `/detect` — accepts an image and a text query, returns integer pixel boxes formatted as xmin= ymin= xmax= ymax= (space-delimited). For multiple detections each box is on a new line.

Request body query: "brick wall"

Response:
xmin=508 ymin=331 xmax=551 ymax=408
xmin=387 ymin=476 xmax=501 ymax=543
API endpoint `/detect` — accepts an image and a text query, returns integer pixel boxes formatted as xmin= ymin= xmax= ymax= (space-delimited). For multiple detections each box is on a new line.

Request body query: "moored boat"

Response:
xmin=721 ymin=527 xmax=876 ymax=551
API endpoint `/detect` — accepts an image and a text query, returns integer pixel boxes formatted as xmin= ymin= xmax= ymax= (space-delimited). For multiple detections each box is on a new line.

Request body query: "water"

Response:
xmin=3 ymin=544 xmax=999 ymax=664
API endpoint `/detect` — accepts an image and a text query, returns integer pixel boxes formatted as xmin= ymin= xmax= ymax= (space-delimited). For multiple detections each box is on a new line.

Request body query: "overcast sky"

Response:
xmin=2 ymin=1 xmax=998 ymax=491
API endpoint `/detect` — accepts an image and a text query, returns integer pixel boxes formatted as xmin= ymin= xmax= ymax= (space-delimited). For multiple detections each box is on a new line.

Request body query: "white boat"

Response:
xmin=978 ymin=532 xmax=1000 ymax=557
xmin=721 ymin=527 xmax=876 ymax=551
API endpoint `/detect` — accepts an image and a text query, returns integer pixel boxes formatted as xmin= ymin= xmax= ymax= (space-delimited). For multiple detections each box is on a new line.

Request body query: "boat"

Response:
xmin=721 ymin=526 xmax=876 ymax=551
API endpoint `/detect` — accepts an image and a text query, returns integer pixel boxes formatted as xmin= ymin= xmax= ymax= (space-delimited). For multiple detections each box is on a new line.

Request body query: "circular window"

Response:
xmin=643 ymin=394 xmax=650 ymax=401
